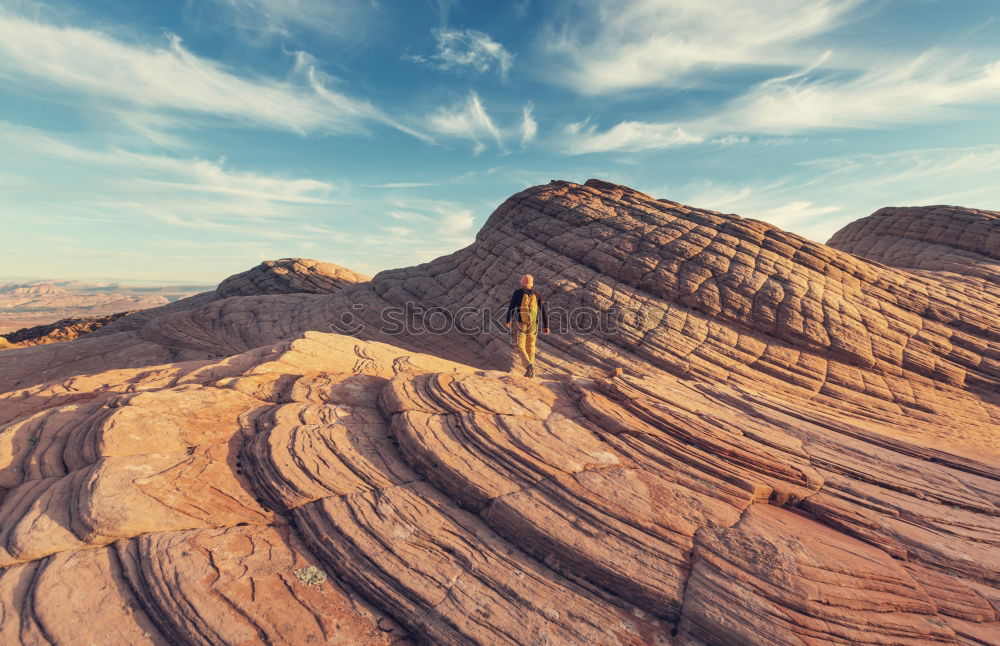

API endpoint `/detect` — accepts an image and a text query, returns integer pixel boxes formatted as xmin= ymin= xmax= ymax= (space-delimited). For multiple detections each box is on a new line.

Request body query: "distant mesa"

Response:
xmin=1 ymin=282 xmax=68 ymax=297
xmin=0 ymin=180 xmax=996 ymax=644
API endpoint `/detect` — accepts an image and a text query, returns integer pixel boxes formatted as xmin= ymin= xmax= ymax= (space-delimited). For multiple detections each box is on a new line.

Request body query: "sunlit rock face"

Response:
xmin=0 ymin=181 xmax=996 ymax=645
xmin=214 ymin=258 xmax=372 ymax=299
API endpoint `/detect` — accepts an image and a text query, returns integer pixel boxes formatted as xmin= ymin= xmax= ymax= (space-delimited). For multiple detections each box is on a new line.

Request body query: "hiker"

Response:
xmin=504 ymin=274 xmax=550 ymax=377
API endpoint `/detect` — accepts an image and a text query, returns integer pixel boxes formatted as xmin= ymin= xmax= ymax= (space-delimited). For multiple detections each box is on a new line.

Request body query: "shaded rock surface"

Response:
xmin=0 ymin=180 xmax=997 ymax=645
xmin=0 ymin=311 xmax=135 ymax=348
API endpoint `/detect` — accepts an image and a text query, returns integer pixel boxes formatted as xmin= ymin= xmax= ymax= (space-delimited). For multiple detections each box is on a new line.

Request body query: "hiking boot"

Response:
xmin=525 ymin=363 xmax=534 ymax=378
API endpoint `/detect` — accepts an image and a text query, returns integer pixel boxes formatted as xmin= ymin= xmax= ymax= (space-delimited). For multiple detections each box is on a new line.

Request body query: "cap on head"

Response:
xmin=520 ymin=274 xmax=534 ymax=288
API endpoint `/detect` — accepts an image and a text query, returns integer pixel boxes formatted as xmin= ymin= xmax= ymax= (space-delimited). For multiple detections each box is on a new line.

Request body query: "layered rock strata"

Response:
xmin=0 ymin=181 xmax=996 ymax=644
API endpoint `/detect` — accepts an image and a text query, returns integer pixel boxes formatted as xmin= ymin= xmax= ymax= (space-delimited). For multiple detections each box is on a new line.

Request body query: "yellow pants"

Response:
xmin=512 ymin=321 xmax=537 ymax=370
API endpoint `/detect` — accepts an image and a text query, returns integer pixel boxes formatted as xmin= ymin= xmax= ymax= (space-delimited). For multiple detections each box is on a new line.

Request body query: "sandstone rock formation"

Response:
xmin=71 ymin=257 xmax=371 ymax=348
xmin=0 ymin=311 xmax=135 ymax=349
xmin=827 ymin=204 xmax=999 ymax=285
xmin=0 ymin=180 xmax=996 ymax=645
xmin=215 ymin=257 xmax=371 ymax=299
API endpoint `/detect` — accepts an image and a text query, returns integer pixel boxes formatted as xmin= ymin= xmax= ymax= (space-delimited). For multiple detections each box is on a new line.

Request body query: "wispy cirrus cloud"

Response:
xmin=197 ymin=0 xmax=378 ymax=40
xmin=684 ymin=181 xmax=841 ymax=231
xmin=563 ymin=119 xmax=703 ymax=154
xmin=426 ymin=93 xmax=503 ymax=154
xmin=673 ymin=144 xmax=1000 ymax=242
xmin=520 ymin=103 xmax=538 ymax=148
xmin=386 ymin=196 xmax=479 ymax=243
xmin=370 ymin=194 xmax=487 ymax=267
xmin=407 ymin=27 xmax=514 ymax=79
xmin=541 ymin=0 xmax=862 ymax=95
xmin=716 ymin=51 xmax=1000 ymax=132
xmin=0 ymin=11 xmax=420 ymax=139
xmin=424 ymin=92 xmax=536 ymax=154
xmin=362 ymin=182 xmax=438 ymax=189
xmin=436 ymin=209 xmax=476 ymax=236
xmin=0 ymin=120 xmax=345 ymax=249
xmin=0 ymin=122 xmax=340 ymax=205
xmin=562 ymin=50 xmax=1000 ymax=153
xmin=0 ymin=120 xmax=491 ymax=278
xmin=804 ymin=144 xmax=1000 ymax=202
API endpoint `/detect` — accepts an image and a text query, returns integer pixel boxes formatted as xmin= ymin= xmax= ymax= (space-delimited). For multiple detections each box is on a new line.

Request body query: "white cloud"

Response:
xmin=563 ymin=120 xmax=703 ymax=154
xmin=104 ymin=110 xmax=194 ymax=149
xmin=0 ymin=121 xmax=345 ymax=243
xmin=542 ymin=0 xmax=861 ymax=94
xmin=805 ymin=145 xmax=1000 ymax=199
xmin=425 ymin=92 xmax=505 ymax=154
xmin=675 ymin=180 xmax=850 ymax=241
xmin=436 ymin=209 xmax=476 ymax=235
xmin=0 ymin=121 xmax=491 ymax=280
xmin=561 ymin=51 xmax=1000 ymax=153
xmin=673 ymin=144 xmax=1000 ymax=243
xmin=752 ymin=201 xmax=842 ymax=226
xmin=381 ymin=226 xmax=414 ymax=238
xmin=422 ymin=94 xmax=542 ymax=154
xmin=408 ymin=28 xmax=514 ymax=78
xmin=716 ymin=51 xmax=1000 ymax=133
xmin=200 ymin=0 xmax=377 ymax=40
xmin=0 ymin=123 xmax=338 ymax=205
xmin=520 ymin=103 xmax=538 ymax=147
xmin=389 ymin=210 xmax=433 ymax=222
xmin=0 ymin=12 xmax=415 ymax=138
xmin=710 ymin=135 xmax=751 ymax=146
xmin=363 ymin=182 xmax=437 ymax=189
xmin=387 ymin=197 xmax=480 ymax=243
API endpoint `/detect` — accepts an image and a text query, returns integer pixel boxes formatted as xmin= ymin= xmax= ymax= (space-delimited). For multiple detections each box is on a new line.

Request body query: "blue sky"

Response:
xmin=1 ymin=0 xmax=999 ymax=282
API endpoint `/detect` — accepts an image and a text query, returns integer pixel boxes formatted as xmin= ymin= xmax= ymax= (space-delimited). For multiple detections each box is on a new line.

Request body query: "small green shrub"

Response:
xmin=294 ymin=565 xmax=328 ymax=586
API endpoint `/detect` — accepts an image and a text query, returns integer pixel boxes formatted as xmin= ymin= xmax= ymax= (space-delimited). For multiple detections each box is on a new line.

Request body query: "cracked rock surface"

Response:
xmin=0 ymin=180 xmax=997 ymax=645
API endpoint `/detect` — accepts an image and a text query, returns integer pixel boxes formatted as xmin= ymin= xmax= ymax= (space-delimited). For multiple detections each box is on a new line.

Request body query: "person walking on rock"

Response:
xmin=504 ymin=274 xmax=549 ymax=377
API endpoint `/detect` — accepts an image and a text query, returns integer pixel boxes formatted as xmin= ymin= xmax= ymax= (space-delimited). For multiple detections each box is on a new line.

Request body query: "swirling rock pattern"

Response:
xmin=0 ymin=180 xmax=997 ymax=644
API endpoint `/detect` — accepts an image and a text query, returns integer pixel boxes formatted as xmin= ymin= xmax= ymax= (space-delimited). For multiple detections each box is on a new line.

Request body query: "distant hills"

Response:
xmin=0 ymin=279 xmax=212 ymax=334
